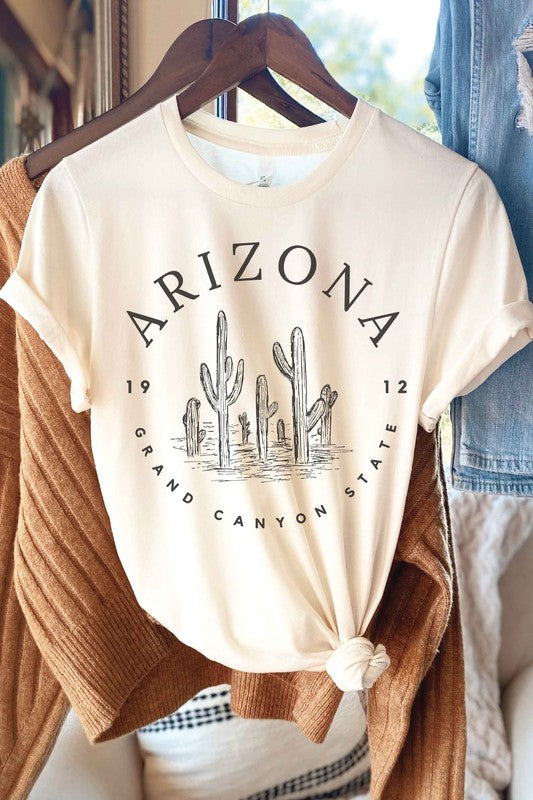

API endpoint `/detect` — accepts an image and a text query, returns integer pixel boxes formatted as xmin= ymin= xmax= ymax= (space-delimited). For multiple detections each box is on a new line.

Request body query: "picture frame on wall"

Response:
xmin=0 ymin=0 xmax=129 ymax=161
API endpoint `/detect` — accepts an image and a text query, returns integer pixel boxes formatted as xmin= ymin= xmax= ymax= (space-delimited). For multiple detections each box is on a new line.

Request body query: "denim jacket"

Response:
xmin=424 ymin=0 xmax=533 ymax=496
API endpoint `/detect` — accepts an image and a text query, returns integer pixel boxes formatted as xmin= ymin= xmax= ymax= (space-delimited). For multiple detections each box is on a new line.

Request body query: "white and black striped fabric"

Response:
xmin=137 ymin=684 xmax=370 ymax=800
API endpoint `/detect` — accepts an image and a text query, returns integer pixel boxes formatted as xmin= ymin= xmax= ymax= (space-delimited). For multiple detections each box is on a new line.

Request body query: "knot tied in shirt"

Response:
xmin=325 ymin=636 xmax=391 ymax=692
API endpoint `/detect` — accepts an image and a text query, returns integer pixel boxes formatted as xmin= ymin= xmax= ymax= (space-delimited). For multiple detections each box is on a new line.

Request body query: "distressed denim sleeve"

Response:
xmin=423 ymin=6 xmax=442 ymax=131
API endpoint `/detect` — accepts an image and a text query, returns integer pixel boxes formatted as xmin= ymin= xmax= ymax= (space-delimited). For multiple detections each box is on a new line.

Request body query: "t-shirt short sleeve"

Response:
xmin=418 ymin=165 xmax=533 ymax=433
xmin=0 ymin=160 xmax=92 ymax=412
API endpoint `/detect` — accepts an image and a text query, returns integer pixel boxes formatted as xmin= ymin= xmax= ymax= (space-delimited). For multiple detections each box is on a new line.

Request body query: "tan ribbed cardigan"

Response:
xmin=0 ymin=154 xmax=466 ymax=800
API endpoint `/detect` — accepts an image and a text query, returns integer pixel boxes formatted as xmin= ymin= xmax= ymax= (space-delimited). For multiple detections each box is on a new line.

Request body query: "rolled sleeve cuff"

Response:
xmin=419 ymin=299 xmax=533 ymax=433
xmin=0 ymin=270 xmax=91 ymax=412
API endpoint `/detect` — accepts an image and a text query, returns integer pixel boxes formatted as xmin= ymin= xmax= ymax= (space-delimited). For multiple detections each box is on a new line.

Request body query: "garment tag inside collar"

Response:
xmin=247 ymin=154 xmax=276 ymax=187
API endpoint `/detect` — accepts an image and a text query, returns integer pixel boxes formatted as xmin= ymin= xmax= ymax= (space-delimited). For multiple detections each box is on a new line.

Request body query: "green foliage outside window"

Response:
xmin=237 ymin=0 xmax=441 ymax=140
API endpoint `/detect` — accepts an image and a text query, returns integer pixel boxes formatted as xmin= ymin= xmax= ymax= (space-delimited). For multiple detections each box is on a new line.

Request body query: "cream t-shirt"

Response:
xmin=2 ymin=95 xmax=532 ymax=693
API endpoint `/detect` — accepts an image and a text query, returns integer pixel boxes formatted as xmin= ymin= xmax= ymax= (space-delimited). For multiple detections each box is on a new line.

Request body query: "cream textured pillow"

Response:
xmin=447 ymin=478 xmax=533 ymax=800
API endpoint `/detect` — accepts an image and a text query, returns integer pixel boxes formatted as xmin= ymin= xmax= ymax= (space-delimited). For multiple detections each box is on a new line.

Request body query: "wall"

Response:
xmin=128 ymin=0 xmax=212 ymax=94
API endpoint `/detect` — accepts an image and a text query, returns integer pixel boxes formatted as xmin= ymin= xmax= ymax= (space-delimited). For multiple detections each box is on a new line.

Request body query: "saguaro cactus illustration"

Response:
xmin=182 ymin=397 xmax=206 ymax=456
xmin=238 ymin=411 xmax=251 ymax=445
xmin=256 ymin=375 xmax=278 ymax=462
xmin=273 ymin=327 xmax=325 ymax=464
xmin=200 ymin=310 xmax=244 ymax=468
xmin=318 ymin=384 xmax=338 ymax=445
xmin=277 ymin=418 xmax=287 ymax=443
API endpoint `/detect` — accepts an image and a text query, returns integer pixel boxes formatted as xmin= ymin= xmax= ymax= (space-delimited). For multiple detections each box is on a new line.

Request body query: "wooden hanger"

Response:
xmin=176 ymin=13 xmax=359 ymax=121
xmin=24 ymin=17 xmax=323 ymax=180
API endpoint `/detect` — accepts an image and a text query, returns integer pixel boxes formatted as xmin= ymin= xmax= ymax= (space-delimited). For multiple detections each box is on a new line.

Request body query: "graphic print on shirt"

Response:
xmin=172 ymin=308 xmax=352 ymax=482
xmin=126 ymin=241 xmax=406 ymax=511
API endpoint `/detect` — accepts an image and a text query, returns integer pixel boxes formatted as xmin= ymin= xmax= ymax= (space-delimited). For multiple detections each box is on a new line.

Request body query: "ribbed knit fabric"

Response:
xmin=0 ymin=154 xmax=466 ymax=800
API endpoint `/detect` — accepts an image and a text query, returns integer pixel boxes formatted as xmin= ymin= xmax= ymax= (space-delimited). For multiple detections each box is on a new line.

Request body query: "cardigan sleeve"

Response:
xmin=0 ymin=160 xmax=92 ymax=412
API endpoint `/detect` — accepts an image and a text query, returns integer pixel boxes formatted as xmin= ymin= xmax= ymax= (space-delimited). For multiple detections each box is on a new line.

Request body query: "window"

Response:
xmin=220 ymin=1 xmax=441 ymax=140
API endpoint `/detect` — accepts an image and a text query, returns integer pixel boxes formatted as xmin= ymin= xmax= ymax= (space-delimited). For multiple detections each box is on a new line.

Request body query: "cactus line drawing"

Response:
xmin=318 ymin=384 xmax=338 ymax=445
xmin=273 ymin=326 xmax=325 ymax=464
xmin=172 ymin=309 xmax=352 ymax=481
xmin=256 ymin=375 xmax=278 ymax=462
xmin=182 ymin=397 xmax=206 ymax=456
xmin=200 ymin=309 xmax=244 ymax=468
xmin=238 ymin=411 xmax=251 ymax=444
